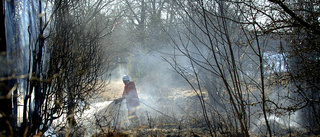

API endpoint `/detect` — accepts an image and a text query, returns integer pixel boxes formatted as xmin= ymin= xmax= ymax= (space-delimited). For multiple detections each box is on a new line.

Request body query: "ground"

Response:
xmin=91 ymin=80 xmax=213 ymax=136
xmin=85 ymin=80 xmax=315 ymax=137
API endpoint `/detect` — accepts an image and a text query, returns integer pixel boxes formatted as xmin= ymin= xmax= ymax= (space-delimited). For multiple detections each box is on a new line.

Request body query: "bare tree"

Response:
xmin=266 ymin=0 xmax=320 ymax=133
xmin=48 ymin=0 xmax=117 ymax=135
xmin=1 ymin=0 xmax=118 ymax=136
xmin=164 ymin=0 xmax=319 ymax=136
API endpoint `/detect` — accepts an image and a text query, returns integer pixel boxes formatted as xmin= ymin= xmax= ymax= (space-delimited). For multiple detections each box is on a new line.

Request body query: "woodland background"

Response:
xmin=0 ymin=0 xmax=319 ymax=136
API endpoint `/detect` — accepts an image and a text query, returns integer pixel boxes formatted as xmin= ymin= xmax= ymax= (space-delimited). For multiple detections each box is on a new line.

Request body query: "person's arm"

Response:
xmin=118 ymin=96 xmax=125 ymax=101
xmin=114 ymin=88 xmax=126 ymax=103
xmin=114 ymin=96 xmax=124 ymax=104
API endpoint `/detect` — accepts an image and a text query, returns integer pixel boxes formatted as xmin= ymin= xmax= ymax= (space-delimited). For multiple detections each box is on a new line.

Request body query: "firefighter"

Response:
xmin=114 ymin=75 xmax=140 ymax=124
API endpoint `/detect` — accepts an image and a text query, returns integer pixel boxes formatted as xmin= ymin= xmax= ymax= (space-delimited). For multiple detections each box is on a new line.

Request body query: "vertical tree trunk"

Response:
xmin=0 ymin=0 xmax=13 ymax=136
xmin=29 ymin=0 xmax=44 ymax=135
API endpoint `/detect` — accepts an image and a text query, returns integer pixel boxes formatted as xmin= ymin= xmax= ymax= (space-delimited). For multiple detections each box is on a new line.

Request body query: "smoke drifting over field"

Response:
xmin=108 ymin=48 xmax=194 ymax=114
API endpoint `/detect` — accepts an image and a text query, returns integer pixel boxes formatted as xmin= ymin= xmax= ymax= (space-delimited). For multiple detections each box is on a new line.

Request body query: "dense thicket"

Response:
xmin=164 ymin=0 xmax=319 ymax=136
xmin=0 ymin=0 xmax=116 ymax=136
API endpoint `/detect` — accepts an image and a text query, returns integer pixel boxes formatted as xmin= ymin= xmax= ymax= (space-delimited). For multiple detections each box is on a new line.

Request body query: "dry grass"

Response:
xmin=101 ymin=80 xmax=124 ymax=101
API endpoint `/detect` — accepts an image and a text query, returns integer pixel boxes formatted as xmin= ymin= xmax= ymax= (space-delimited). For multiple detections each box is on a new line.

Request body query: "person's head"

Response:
xmin=122 ymin=75 xmax=130 ymax=85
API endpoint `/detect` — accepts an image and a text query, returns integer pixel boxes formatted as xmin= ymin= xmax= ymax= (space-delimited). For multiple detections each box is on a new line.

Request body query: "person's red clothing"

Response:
xmin=122 ymin=81 xmax=140 ymax=110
